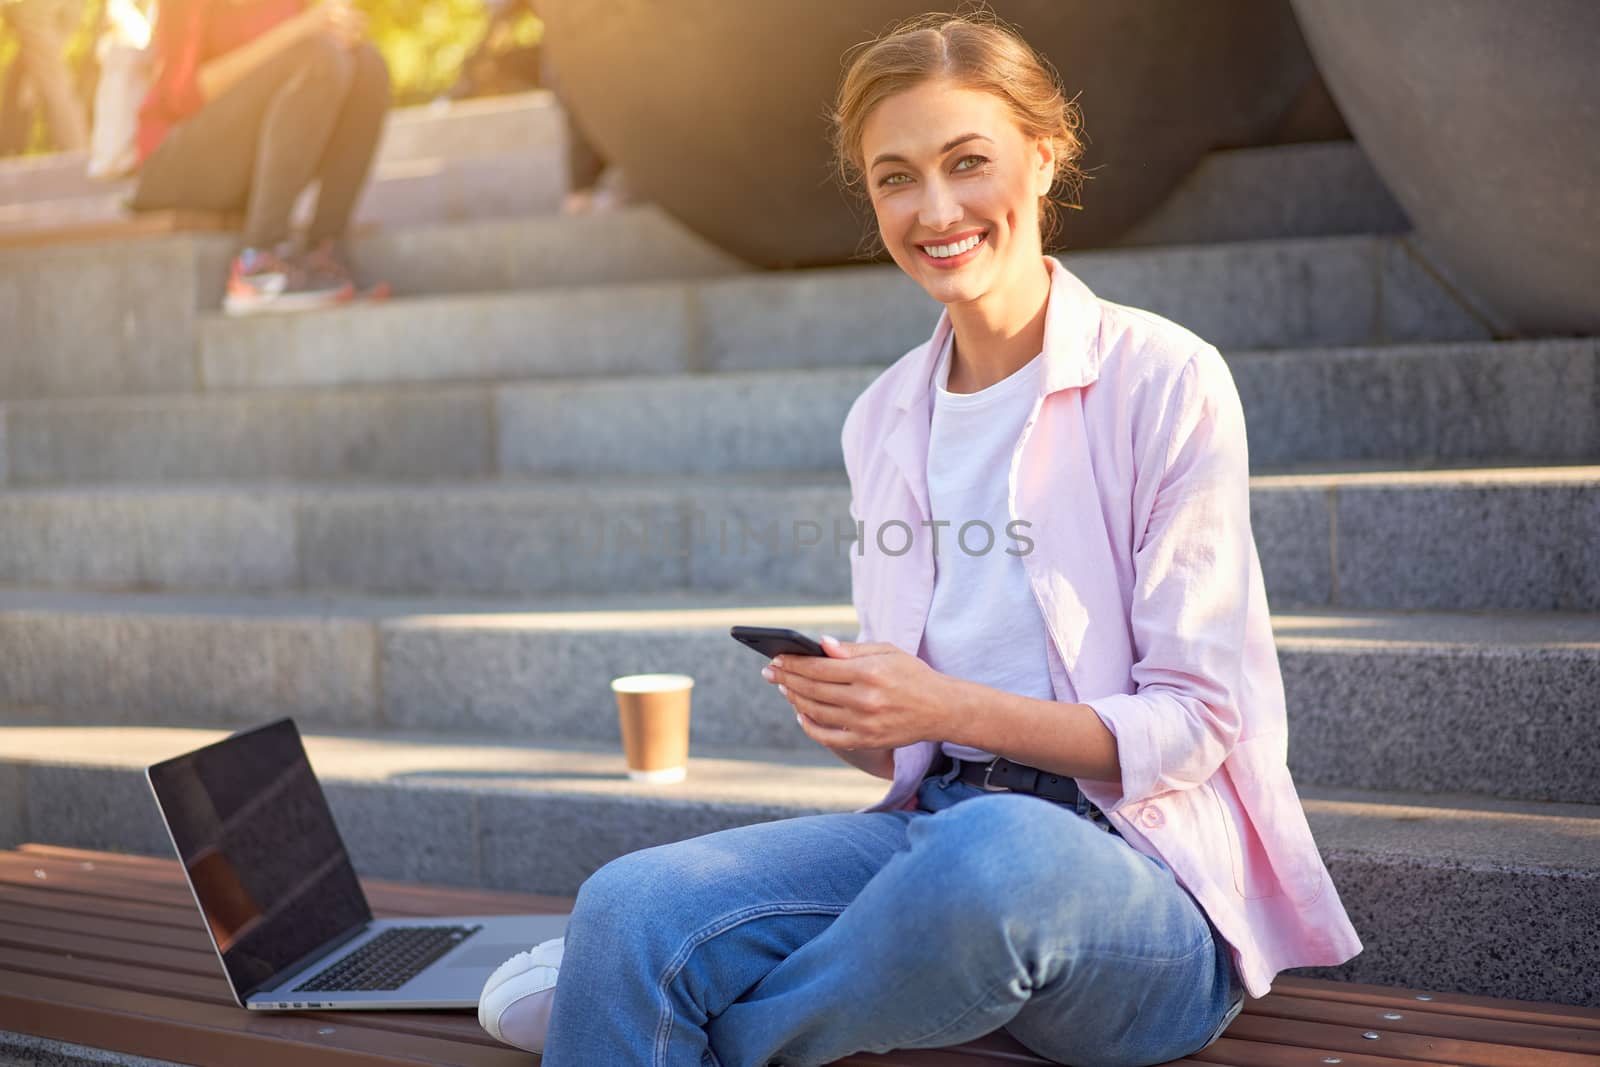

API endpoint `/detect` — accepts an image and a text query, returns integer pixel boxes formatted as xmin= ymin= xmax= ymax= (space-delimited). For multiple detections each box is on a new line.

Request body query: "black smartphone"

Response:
xmin=730 ymin=625 xmax=827 ymax=658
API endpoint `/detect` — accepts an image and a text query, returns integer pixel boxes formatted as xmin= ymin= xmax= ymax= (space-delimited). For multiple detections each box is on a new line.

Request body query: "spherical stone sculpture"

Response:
xmin=538 ymin=1 xmax=1322 ymax=268
xmin=1292 ymin=0 xmax=1600 ymax=337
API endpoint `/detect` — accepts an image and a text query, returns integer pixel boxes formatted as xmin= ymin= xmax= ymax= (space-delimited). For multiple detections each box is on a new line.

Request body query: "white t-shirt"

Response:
xmin=918 ymin=330 xmax=1062 ymax=765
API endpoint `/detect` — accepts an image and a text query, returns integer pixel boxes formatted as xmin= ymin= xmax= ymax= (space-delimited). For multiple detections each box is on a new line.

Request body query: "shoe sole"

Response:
xmin=223 ymin=286 xmax=356 ymax=317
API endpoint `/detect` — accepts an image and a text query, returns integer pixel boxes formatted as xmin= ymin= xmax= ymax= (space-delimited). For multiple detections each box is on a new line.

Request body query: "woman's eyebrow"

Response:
xmin=870 ymin=132 xmax=993 ymax=169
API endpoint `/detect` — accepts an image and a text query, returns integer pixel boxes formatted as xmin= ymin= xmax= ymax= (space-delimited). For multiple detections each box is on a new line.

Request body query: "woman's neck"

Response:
xmin=943 ymin=258 xmax=1052 ymax=394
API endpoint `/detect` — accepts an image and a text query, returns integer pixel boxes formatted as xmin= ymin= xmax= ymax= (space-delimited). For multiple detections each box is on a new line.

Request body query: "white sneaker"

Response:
xmin=479 ymin=936 xmax=565 ymax=1052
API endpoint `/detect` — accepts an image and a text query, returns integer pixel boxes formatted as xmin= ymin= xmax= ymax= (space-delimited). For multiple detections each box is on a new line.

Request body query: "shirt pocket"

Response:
xmin=1205 ymin=773 xmax=1280 ymax=900
xmin=1215 ymin=735 xmax=1328 ymax=907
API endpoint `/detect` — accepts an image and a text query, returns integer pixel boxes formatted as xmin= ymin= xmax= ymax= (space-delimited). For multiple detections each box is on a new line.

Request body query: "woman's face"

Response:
xmin=860 ymin=77 xmax=1054 ymax=305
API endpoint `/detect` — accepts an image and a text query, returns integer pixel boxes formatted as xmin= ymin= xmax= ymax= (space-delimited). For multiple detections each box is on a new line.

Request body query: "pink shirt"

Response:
xmin=842 ymin=254 xmax=1363 ymax=999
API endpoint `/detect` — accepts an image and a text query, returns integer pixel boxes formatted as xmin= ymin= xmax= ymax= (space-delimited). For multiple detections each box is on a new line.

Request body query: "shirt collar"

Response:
xmin=892 ymin=254 xmax=1104 ymax=411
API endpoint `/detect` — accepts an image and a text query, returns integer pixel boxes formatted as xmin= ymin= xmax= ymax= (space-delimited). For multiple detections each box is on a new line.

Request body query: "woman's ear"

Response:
xmin=1034 ymin=134 xmax=1056 ymax=198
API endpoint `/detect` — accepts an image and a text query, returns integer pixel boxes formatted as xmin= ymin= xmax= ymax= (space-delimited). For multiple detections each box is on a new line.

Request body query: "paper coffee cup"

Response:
xmin=611 ymin=674 xmax=694 ymax=783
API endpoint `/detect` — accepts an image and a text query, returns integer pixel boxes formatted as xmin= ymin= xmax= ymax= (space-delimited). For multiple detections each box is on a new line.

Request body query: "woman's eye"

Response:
xmin=954 ymin=154 xmax=988 ymax=171
xmin=876 ymin=156 xmax=988 ymax=188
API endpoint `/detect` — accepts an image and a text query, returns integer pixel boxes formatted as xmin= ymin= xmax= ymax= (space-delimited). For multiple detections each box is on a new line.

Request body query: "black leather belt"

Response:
xmin=929 ymin=751 xmax=1088 ymax=807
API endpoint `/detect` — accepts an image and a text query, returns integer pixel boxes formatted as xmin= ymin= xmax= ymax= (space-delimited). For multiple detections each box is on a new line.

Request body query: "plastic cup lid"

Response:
xmin=611 ymin=673 xmax=695 ymax=693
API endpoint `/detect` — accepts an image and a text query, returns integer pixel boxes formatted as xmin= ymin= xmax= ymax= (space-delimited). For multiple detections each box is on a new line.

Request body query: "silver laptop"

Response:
xmin=146 ymin=717 xmax=569 ymax=1011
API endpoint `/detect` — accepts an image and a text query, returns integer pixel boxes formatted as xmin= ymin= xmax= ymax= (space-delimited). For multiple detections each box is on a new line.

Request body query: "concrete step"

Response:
xmin=194 ymin=234 xmax=1491 ymax=392
xmin=2 ymin=339 xmax=1594 ymax=486
xmin=1117 ymin=141 xmax=1409 ymax=247
xmin=341 ymin=206 xmax=747 ymax=300
xmin=370 ymin=90 xmax=564 ymax=163
xmin=0 ymin=589 xmax=1594 ymax=806
xmin=0 ymin=723 xmax=1593 ymax=1006
xmin=0 ymin=92 xmax=563 ymax=208
xmin=0 ymin=148 xmax=569 ymax=241
xmin=0 ymin=464 xmax=1593 ymax=609
xmin=0 ymin=206 xmax=747 ymax=399
xmin=346 ymin=148 xmax=566 ymax=229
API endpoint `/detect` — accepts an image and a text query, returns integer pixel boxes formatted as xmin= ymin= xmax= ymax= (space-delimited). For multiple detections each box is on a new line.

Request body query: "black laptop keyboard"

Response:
xmin=293 ymin=924 xmax=482 ymax=992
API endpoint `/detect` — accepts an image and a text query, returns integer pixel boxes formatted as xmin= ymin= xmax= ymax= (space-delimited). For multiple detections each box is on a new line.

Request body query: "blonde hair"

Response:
xmin=829 ymin=5 xmax=1087 ymax=257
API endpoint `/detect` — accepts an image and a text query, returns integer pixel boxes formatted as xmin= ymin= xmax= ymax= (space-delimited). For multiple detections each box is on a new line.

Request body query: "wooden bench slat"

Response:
xmin=0 ymin=922 xmax=522 ymax=1049
xmin=0 ymin=908 xmax=544 ymax=1049
xmin=0 ymin=856 xmax=479 ymax=922
xmin=0 ymin=970 xmax=531 ymax=1067
xmin=0 ymin=854 xmax=199 ymax=907
xmin=1269 ymin=975 xmax=1600 ymax=1030
xmin=1 ymin=850 xmax=574 ymax=918
xmin=0 ymin=942 xmax=526 ymax=1050
xmin=0 ymin=920 xmax=220 ymax=980
xmin=0 ymin=939 xmax=1419 ymax=1067
xmin=1251 ymin=993 xmax=1600 ymax=1055
xmin=4 ymin=941 xmax=237 ymax=1001
xmin=16 ymin=844 xmax=575 ymax=912
xmin=1197 ymin=1036 xmax=1459 ymax=1067
xmin=0 ymin=882 xmax=202 ymax=930
xmin=0 ymin=959 xmax=1133 ymax=1067
xmin=6 ymin=845 xmax=1592 ymax=1067
xmin=1221 ymin=1012 xmax=1596 ymax=1067
xmin=0 ymin=899 xmax=217 ymax=953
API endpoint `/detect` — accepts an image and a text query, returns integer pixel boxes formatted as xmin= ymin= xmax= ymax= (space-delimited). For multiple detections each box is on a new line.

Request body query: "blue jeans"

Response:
xmin=540 ymin=765 xmax=1246 ymax=1066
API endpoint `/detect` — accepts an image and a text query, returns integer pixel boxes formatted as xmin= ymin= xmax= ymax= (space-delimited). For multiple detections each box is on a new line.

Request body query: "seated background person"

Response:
xmin=130 ymin=0 xmax=389 ymax=315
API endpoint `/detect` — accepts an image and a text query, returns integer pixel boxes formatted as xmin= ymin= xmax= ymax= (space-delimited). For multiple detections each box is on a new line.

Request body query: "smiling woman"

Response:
xmin=475 ymin=9 xmax=1359 ymax=1067
xmin=831 ymin=18 xmax=1088 ymax=395
xmin=834 ymin=27 xmax=1085 ymax=261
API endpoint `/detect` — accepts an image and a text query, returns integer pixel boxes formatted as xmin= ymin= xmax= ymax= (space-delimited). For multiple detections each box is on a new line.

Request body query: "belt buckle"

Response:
xmin=980 ymin=759 xmax=1010 ymax=792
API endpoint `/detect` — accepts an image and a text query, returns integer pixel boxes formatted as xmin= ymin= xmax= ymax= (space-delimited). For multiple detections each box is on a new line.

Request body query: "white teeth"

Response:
xmin=924 ymin=233 xmax=983 ymax=259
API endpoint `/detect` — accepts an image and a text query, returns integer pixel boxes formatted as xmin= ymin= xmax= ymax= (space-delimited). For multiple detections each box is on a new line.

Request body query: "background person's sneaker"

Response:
xmin=479 ymin=935 xmax=564 ymax=1052
xmin=301 ymin=238 xmax=391 ymax=303
xmin=223 ymin=244 xmax=353 ymax=316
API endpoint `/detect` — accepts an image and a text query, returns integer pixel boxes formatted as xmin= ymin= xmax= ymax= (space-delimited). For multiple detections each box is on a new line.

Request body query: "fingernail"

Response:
xmin=777 ymin=683 xmax=788 ymax=696
xmin=821 ymin=634 xmax=839 ymax=648
xmin=761 ymin=666 xmax=775 ymax=681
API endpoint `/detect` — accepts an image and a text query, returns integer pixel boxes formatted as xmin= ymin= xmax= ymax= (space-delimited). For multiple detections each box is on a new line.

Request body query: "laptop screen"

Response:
xmin=146 ymin=719 xmax=372 ymax=999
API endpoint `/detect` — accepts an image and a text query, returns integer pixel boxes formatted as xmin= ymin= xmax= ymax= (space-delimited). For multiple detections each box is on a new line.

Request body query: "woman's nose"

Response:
xmin=917 ymin=179 xmax=963 ymax=230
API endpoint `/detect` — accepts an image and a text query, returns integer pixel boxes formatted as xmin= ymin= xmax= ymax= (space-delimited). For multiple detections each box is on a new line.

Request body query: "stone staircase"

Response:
xmin=1 ymin=117 xmax=1596 ymax=1011
xmin=0 ymin=91 xmax=568 ymax=238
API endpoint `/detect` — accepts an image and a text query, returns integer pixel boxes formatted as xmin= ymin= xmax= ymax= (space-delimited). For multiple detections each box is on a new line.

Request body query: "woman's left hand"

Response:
xmin=763 ymin=636 xmax=957 ymax=751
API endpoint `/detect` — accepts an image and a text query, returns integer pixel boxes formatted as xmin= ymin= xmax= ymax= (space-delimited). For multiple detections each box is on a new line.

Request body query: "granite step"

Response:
xmin=0 ymin=724 xmax=1593 ymax=1006
xmin=0 ymin=206 xmax=745 ymax=400
xmin=0 ymin=147 xmax=569 ymax=241
xmin=0 ymin=91 xmax=564 ymax=208
xmin=0 ymin=589 xmax=1595 ymax=805
xmin=193 ymin=234 xmax=1494 ymax=392
xmin=0 ymin=464 xmax=1593 ymax=609
xmin=2 ymin=230 xmax=1491 ymax=401
xmin=2 ymin=338 xmax=1594 ymax=487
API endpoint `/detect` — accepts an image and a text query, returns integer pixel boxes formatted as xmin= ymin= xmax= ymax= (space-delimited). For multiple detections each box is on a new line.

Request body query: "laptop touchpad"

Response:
xmin=448 ymin=945 xmax=532 ymax=968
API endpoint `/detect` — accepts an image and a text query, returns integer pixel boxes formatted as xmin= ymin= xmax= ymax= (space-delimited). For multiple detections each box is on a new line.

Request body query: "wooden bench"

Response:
xmin=2 ymin=843 xmax=1596 ymax=1066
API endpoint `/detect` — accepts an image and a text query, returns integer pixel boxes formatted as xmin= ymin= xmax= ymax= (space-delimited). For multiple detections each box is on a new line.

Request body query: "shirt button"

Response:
xmin=1138 ymin=806 xmax=1165 ymax=830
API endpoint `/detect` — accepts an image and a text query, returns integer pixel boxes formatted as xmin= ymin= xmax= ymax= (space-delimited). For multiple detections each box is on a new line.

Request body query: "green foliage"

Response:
xmin=0 ymin=0 xmax=105 ymax=156
xmin=355 ymin=0 xmax=543 ymax=107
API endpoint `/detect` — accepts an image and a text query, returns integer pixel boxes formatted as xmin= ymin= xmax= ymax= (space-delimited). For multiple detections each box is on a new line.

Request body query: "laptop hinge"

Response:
xmin=248 ymin=919 xmax=374 ymax=999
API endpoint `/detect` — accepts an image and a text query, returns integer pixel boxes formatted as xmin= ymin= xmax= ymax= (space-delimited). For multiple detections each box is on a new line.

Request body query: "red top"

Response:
xmin=136 ymin=0 xmax=306 ymax=166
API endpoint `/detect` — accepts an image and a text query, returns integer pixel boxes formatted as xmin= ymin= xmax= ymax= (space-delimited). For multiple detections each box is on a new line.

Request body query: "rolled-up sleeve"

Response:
xmin=1085 ymin=345 xmax=1251 ymax=812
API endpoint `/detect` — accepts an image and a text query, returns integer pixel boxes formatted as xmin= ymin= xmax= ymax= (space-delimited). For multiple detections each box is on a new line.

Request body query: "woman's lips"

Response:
xmin=916 ymin=232 xmax=987 ymax=269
